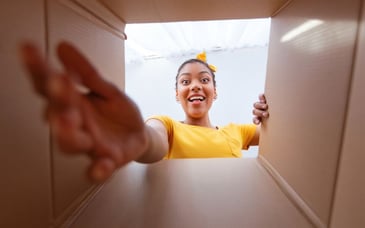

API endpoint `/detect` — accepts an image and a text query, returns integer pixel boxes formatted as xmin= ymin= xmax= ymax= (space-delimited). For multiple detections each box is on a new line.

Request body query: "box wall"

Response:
xmin=330 ymin=1 xmax=365 ymax=227
xmin=259 ymin=0 xmax=362 ymax=225
xmin=0 ymin=0 xmax=52 ymax=227
xmin=47 ymin=0 xmax=126 ymax=223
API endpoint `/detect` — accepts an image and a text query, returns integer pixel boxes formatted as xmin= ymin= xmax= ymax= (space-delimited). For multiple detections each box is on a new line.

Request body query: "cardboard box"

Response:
xmin=0 ymin=0 xmax=363 ymax=227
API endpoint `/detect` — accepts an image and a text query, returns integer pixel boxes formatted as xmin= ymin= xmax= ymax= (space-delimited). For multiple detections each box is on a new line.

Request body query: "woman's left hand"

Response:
xmin=252 ymin=93 xmax=269 ymax=125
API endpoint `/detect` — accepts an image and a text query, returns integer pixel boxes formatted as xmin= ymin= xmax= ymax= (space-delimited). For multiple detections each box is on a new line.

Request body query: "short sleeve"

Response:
xmin=240 ymin=124 xmax=257 ymax=150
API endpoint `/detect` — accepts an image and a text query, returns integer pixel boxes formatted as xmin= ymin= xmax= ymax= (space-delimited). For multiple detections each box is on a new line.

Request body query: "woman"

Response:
xmin=20 ymin=42 xmax=269 ymax=182
xmin=145 ymin=57 xmax=264 ymax=159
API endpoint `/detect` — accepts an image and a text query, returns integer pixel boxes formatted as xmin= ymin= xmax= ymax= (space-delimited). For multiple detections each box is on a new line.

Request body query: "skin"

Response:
xmin=19 ymin=41 xmax=269 ymax=183
xmin=176 ymin=62 xmax=217 ymax=127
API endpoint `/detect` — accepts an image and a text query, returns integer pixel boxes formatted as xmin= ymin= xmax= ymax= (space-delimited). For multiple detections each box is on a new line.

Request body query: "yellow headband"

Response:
xmin=196 ymin=51 xmax=217 ymax=72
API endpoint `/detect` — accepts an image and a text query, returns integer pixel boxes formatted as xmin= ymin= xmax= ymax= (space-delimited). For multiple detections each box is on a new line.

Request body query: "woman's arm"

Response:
xmin=136 ymin=119 xmax=169 ymax=163
xmin=249 ymin=125 xmax=261 ymax=146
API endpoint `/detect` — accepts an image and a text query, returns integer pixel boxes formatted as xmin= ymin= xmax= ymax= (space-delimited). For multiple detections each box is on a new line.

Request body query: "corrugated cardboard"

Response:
xmin=1 ymin=0 xmax=363 ymax=227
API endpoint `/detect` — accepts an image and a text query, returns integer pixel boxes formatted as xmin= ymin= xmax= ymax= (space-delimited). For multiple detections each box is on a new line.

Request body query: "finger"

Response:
xmin=46 ymin=75 xmax=93 ymax=153
xmin=253 ymin=109 xmax=269 ymax=118
xmin=46 ymin=74 xmax=81 ymax=125
xmin=253 ymin=102 xmax=268 ymax=110
xmin=88 ymin=157 xmax=116 ymax=182
xmin=259 ymin=93 xmax=266 ymax=103
xmin=253 ymin=117 xmax=261 ymax=125
xmin=19 ymin=42 xmax=53 ymax=96
xmin=47 ymin=74 xmax=79 ymax=110
xmin=42 ymin=75 xmax=78 ymax=121
xmin=56 ymin=42 xmax=119 ymax=99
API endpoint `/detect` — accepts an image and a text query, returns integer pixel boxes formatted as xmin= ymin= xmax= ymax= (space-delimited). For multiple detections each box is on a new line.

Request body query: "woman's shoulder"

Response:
xmin=147 ymin=115 xmax=174 ymax=122
xmin=146 ymin=115 xmax=181 ymax=126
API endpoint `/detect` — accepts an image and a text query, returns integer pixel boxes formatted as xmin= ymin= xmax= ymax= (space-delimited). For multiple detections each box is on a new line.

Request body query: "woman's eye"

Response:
xmin=181 ymin=80 xmax=189 ymax=85
xmin=201 ymin=78 xmax=210 ymax=83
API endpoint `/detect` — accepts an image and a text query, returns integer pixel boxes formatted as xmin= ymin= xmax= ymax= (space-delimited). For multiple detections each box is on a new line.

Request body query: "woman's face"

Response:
xmin=176 ymin=62 xmax=217 ymax=119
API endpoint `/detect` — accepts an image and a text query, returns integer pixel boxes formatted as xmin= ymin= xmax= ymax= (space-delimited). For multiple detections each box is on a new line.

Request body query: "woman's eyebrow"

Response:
xmin=199 ymin=70 xmax=211 ymax=75
xmin=178 ymin=71 xmax=210 ymax=77
xmin=178 ymin=72 xmax=191 ymax=77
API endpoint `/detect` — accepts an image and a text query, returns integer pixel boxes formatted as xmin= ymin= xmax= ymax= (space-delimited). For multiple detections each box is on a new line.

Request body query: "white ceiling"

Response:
xmin=124 ymin=18 xmax=271 ymax=63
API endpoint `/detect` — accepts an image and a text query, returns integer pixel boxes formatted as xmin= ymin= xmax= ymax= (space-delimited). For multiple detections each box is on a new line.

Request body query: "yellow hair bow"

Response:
xmin=196 ymin=51 xmax=217 ymax=72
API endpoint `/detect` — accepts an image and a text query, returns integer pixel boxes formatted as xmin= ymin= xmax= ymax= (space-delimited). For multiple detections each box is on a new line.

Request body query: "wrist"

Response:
xmin=135 ymin=125 xmax=156 ymax=163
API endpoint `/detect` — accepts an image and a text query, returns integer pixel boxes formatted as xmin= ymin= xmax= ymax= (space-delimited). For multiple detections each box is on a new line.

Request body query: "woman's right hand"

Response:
xmin=252 ymin=93 xmax=269 ymax=125
xmin=20 ymin=41 xmax=149 ymax=182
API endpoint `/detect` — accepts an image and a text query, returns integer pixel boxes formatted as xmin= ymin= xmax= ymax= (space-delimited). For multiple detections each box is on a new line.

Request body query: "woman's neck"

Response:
xmin=183 ymin=116 xmax=216 ymax=129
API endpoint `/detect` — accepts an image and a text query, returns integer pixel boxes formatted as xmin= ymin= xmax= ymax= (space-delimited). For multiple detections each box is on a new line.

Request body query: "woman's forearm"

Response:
xmin=135 ymin=125 xmax=168 ymax=163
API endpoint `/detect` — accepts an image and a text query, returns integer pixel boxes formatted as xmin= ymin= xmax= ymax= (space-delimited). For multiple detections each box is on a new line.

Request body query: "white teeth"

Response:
xmin=188 ymin=96 xmax=205 ymax=101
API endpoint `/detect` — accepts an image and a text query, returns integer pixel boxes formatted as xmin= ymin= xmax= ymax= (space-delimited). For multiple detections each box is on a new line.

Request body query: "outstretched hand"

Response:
xmin=20 ymin=42 xmax=148 ymax=182
xmin=252 ymin=93 xmax=269 ymax=125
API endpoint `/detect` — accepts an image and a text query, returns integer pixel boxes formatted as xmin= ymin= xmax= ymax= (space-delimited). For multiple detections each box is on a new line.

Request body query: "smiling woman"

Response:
xmin=125 ymin=20 xmax=271 ymax=158
xmin=141 ymin=56 xmax=264 ymax=160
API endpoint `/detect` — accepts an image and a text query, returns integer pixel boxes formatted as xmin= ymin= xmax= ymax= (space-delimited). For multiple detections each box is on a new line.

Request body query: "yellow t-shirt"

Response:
xmin=147 ymin=115 xmax=257 ymax=159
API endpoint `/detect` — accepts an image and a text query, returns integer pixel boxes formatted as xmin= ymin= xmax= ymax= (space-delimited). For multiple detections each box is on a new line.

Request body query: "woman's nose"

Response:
xmin=190 ymin=82 xmax=202 ymax=91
